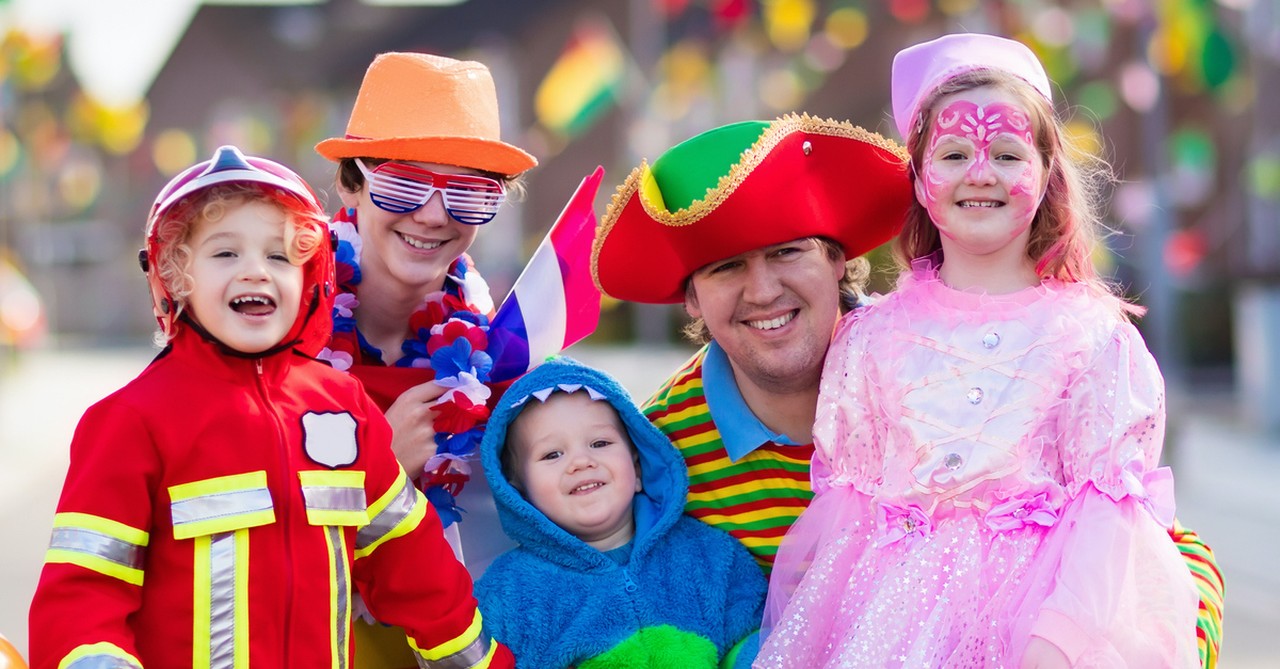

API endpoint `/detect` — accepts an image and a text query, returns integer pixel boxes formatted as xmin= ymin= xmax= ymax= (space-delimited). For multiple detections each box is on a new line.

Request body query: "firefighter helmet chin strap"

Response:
xmin=139 ymin=244 xmax=181 ymax=338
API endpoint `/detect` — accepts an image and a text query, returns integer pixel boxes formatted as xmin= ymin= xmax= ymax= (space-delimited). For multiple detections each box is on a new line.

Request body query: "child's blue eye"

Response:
xmin=590 ymin=439 xmax=611 ymax=449
xmin=539 ymin=451 xmax=561 ymax=462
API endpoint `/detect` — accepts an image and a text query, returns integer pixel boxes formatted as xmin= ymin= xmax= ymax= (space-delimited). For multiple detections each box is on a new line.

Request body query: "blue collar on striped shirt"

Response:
xmin=701 ymin=341 xmax=797 ymax=462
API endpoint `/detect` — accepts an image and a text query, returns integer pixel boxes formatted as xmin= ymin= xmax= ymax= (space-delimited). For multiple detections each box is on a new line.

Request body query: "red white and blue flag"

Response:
xmin=489 ymin=166 xmax=605 ymax=382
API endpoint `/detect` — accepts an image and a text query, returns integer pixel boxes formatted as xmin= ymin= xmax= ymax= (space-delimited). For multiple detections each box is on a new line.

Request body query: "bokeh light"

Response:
xmin=0 ymin=128 xmax=22 ymax=178
xmin=56 ymin=152 xmax=102 ymax=212
xmin=1076 ymin=80 xmax=1118 ymax=121
xmin=763 ymin=0 xmax=816 ymax=53
xmin=1064 ymin=119 xmax=1103 ymax=160
xmin=888 ymin=0 xmax=930 ymax=24
xmin=937 ymin=0 xmax=979 ymax=17
xmin=152 ymin=128 xmax=198 ymax=176
xmin=822 ymin=7 xmax=868 ymax=51
xmin=1247 ymin=154 xmax=1280 ymax=201
xmin=1031 ymin=7 xmax=1075 ymax=48
xmin=1119 ymin=61 xmax=1160 ymax=113
xmin=758 ymin=65 xmax=804 ymax=111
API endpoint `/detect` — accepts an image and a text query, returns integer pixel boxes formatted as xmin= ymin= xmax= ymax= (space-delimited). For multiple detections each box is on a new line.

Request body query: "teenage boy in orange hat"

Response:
xmin=592 ymin=115 xmax=1223 ymax=664
xmin=315 ymin=51 xmax=535 ymax=669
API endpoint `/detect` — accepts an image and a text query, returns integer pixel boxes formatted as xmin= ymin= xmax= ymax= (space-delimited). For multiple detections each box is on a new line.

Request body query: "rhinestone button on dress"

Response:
xmin=983 ymin=332 xmax=1000 ymax=349
xmin=967 ymin=387 xmax=984 ymax=404
xmin=943 ymin=452 xmax=963 ymax=470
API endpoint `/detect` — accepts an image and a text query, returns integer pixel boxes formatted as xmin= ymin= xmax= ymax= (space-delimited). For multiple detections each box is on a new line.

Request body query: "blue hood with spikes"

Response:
xmin=474 ymin=356 xmax=765 ymax=669
xmin=479 ymin=356 xmax=687 ymax=569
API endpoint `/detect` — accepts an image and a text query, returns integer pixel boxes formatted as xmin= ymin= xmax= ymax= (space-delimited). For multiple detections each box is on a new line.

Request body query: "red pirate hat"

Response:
xmin=592 ymin=114 xmax=912 ymax=304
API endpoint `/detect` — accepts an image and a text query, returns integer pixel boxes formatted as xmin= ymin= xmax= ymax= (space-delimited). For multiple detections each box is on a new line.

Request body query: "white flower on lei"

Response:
xmin=333 ymin=292 xmax=357 ymax=319
xmin=316 ymin=347 xmax=353 ymax=372
xmin=434 ymin=370 xmax=492 ymax=405
xmin=331 ymin=218 xmax=362 ymax=263
xmin=450 ymin=264 xmax=494 ymax=315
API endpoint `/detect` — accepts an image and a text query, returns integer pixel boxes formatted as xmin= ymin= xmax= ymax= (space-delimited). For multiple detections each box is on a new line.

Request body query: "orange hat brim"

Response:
xmin=315 ymin=135 xmax=537 ymax=175
xmin=592 ymin=114 xmax=912 ymax=304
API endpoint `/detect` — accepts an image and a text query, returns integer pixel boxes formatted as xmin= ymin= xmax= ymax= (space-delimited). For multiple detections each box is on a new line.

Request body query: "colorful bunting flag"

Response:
xmin=534 ymin=19 xmax=627 ymax=137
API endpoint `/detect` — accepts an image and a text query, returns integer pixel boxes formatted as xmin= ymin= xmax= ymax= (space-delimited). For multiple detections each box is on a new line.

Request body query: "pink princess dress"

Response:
xmin=756 ymin=260 xmax=1199 ymax=668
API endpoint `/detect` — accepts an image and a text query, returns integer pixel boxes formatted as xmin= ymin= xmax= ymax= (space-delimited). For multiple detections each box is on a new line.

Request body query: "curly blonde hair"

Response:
xmin=150 ymin=182 xmax=327 ymax=343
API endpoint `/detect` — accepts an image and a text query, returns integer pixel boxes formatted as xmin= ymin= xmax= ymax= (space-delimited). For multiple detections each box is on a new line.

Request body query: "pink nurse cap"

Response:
xmin=890 ymin=33 xmax=1052 ymax=142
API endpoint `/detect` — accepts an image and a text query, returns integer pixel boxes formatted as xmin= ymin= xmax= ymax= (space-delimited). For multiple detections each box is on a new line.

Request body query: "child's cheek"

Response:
xmin=1005 ymin=163 xmax=1041 ymax=237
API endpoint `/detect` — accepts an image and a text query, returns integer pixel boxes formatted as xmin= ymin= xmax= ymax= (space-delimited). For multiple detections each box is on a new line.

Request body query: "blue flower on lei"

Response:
xmin=429 ymin=338 xmax=494 ymax=381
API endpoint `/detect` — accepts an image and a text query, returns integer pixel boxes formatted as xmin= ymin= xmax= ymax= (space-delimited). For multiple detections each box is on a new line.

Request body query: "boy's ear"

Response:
xmin=337 ymin=185 xmax=360 ymax=209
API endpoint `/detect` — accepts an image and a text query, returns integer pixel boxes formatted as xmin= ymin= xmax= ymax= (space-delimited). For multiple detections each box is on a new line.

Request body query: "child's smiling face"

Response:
xmin=185 ymin=200 xmax=302 ymax=354
xmin=509 ymin=391 xmax=641 ymax=551
xmin=915 ymin=85 xmax=1047 ymax=263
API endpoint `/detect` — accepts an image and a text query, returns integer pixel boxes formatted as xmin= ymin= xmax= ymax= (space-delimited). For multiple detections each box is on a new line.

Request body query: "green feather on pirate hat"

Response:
xmin=592 ymin=113 xmax=912 ymax=304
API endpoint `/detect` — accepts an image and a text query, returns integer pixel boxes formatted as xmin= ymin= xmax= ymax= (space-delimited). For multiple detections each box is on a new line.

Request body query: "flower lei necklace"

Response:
xmin=318 ymin=207 xmax=495 ymax=527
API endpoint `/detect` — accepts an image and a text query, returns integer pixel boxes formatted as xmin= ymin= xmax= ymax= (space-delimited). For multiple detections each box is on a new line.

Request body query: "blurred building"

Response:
xmin=1 ymin=0 xmax=1275 ymax=408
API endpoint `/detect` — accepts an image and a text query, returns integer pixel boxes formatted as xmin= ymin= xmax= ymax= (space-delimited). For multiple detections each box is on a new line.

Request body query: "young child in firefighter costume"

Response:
xmin=27 ymin=146 xmax=513 ymax=669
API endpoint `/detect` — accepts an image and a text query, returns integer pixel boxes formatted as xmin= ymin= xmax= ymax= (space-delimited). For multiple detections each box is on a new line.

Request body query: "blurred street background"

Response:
xmin=1 ymin=0 xmax=1278 ymax=664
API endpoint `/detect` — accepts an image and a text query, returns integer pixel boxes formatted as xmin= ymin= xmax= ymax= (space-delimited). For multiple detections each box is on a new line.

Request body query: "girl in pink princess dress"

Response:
xmin=756 ymin=33 xmax=1199 ymax=668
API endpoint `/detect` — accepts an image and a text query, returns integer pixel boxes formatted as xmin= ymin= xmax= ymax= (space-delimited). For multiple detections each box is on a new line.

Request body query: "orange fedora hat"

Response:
xmin=593 ymin=114 xmax=911 ymax=304
xmin=316 ymin=52 xmax=537 ymax=175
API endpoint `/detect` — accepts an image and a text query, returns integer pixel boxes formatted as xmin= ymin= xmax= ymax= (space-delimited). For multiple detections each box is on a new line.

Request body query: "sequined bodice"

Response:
xmin=816 ymin=265 xmax=1164 ymax=527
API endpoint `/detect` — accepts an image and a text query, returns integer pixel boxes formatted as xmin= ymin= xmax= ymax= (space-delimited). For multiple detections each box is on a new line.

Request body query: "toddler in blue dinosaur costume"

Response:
xmin=475 ymin=356 xmax=765 ymax=669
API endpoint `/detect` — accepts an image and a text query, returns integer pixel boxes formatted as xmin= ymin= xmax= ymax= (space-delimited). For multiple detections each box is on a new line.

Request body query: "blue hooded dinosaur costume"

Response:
xmin=475 ymin=357 xmax=765 ymax=669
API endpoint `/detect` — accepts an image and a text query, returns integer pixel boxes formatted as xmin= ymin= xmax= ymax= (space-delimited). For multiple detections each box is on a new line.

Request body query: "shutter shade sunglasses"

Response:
xmin=355 ymin=158 xmax=506 ymax=225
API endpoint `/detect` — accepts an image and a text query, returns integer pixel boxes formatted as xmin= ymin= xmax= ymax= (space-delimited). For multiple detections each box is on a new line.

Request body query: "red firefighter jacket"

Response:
xmin=28 ymin=326 xmax=514 ymax=669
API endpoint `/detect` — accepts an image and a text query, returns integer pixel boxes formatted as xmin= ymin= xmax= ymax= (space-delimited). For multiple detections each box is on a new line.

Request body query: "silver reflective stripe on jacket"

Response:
xmin=171 ymin=487 xmax=272 ymax=528
xmin=418 ymin=633 xmax=493 ymax=669
xmin=302 ymin=485 xmax=367 ymax=515
xmin=356 ymin=478 xmax=417 ymax=551
xmin=330 ymin=526 xmax=351 ymax=669
xmin=207 ymin=532 xmax=241 ymax=669
xmin=49 ymin=526 xmax=145 ymax=571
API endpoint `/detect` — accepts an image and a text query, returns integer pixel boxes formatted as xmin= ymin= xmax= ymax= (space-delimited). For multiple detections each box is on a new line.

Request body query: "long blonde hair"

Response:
xmin=895 ymin=69 xmax=1141 ymax=317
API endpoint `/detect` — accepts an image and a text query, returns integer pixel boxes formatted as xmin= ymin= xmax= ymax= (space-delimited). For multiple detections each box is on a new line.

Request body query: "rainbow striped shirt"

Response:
xmin=642 ymin=345 xmax=813 ymax=574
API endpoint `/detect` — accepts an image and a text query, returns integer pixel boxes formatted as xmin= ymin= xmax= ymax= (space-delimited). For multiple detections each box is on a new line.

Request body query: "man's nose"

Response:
xmin=742 ymin=259 xmax=784 ymax=304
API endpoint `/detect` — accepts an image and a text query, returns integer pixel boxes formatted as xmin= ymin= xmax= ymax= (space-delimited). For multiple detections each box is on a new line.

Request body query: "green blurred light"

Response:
xmin=1247 ymin=155 xmax=1280 ymax=201
xmin=1200 ymin=27 xmax=1234 ymax=89
xmin=1171 ymin=128 xmax=1214 ymax=172
xmin=1076 ymin=81 xmax=1117 ymax=121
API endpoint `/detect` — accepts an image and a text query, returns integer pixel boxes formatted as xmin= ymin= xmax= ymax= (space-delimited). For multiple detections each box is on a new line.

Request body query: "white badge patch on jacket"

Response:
xmin=302 ymin=412 xmax=358 ymax=468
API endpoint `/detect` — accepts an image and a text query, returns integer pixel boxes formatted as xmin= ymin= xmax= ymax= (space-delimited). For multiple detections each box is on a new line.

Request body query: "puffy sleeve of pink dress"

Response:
xmin=757 ymin=264 xmax=1199 ymax=668
xmin=1007 ymin=317 xmax=1200 ymax=666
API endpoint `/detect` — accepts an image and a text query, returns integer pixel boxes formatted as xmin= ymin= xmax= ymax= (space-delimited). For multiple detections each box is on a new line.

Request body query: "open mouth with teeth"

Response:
xmin=958 ymin=200 xmax=1003 ymax=208
xmin=230 ymin=295 xmax=277 ymax=316
xmin=570 ymin=481 xmax=606 ymax=495
xmin=397 ymin=232 xmax=445 ymax=251
xmin=747 ymin=309 xmax=798 ymax=331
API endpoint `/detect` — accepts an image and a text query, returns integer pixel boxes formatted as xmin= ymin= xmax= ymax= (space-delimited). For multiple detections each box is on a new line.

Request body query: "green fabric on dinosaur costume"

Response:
xmin=578 ymin=625 xmax=718 ymax=669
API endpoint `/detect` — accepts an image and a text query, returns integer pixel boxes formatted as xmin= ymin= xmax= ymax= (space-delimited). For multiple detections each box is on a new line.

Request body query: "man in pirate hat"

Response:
xmin=592 ymin=117 xmax=1223 ymax=656
xmin=593 ymin=114 xmax=911 ymax=573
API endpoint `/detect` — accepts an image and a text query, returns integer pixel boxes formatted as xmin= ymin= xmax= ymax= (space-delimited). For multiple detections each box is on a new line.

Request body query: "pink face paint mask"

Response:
xmin=919 ymin=99 xmax=1044 ymax=244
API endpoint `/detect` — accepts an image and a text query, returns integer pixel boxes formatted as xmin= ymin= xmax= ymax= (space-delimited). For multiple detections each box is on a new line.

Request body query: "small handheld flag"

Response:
xmin=489 ymin=166 xmax=605 ymax=382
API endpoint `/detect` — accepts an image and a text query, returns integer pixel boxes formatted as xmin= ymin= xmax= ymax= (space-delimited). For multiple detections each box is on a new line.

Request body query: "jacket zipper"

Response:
xmin=255 ymin=357 xmax=294 ymax=666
